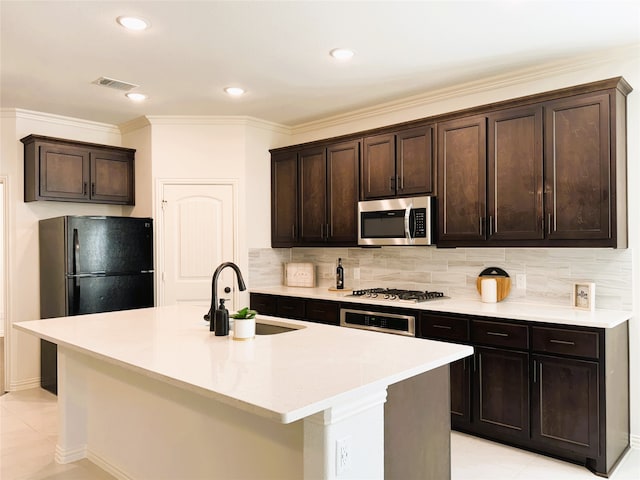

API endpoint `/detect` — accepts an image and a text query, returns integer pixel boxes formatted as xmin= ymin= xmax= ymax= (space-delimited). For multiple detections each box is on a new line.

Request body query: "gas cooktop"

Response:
xmin=348 ymin=288 xmax=448 ymax=303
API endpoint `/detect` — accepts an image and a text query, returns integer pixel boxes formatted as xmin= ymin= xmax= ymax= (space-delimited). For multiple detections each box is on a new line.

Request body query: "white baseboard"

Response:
xmin=55 ymin=444 xmax=86 ymax=464
xmin=9 ymin=377 xmax=40 ymax=391
xmin=631 ymin=433 xmax=640 ymax=449
xmin=87 ymin=449 xmax=134 ymax=480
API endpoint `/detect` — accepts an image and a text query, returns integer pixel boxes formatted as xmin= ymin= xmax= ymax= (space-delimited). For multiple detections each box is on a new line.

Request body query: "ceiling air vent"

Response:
xmin=92 ymin=76 xmax=139 ymax=91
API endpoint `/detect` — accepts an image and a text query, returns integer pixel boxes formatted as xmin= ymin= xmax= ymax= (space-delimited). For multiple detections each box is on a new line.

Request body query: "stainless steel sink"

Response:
xmin=255 ymin=322 xmax=299 ymax=335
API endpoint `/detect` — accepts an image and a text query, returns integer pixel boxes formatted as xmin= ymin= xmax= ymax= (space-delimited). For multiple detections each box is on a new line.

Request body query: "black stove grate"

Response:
xmin=350 ymin=288 xmax=446 ymax=302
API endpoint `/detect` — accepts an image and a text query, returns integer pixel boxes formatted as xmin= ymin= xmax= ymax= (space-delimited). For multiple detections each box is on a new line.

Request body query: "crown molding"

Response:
xmin=140 ymin=115 xmax=291 ymax=134
xmin=118 ymin=116 xmax=151 ymax=135
xmin=291 ymin=43 xmax=640 ymax=136
xmin=1 ymin=108 xmax=120 ymax=135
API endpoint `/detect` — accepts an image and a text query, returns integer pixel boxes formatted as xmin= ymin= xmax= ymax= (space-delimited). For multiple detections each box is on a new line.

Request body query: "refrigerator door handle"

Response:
xmin=73 ymin=228 xmax=80 ymax=275
xmin=72 ymin=228 xmax=80 ymax=314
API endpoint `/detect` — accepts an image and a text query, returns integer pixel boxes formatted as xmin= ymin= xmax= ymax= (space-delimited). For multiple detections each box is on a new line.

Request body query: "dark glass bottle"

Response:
xmin=336 ymin=258 xmax=344 ymax=290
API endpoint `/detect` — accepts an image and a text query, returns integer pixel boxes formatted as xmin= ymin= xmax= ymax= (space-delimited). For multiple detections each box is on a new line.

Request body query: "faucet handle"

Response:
xmin=224 ymin=286 xmax=231 ymax=293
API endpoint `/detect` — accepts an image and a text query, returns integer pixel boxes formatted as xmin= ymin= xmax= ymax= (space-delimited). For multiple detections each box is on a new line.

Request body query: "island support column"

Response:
xmin=56 ymin=348 xmax=89 ymax=463
xmin=303 ymin=389 xmax=387 ymax=479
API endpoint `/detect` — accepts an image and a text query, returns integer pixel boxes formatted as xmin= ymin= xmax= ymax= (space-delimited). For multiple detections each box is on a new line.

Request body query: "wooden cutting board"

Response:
xmin=476 ymin=267 xmax=511 ymax=302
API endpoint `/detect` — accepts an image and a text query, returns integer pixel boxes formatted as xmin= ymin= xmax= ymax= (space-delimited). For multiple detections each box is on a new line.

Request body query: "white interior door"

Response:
xmin=160 ymin=183 xmax=238 ymax=313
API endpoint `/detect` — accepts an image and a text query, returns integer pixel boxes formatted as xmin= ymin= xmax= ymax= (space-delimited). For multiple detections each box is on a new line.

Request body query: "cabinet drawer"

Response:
xmin=276 ymin=297 xmax=305 ymax=319
xmin=472 ymin=320 xmax=528 ymax=349
xmin=531 ymin=326 xmax=599 ymax=359
xmin=249 ymin=293 xmax=277 ymax=316
xmin=420 ymin=314 xmax=469 ymax=342
xmin=306 ymin=300 xmax=339 ymax=325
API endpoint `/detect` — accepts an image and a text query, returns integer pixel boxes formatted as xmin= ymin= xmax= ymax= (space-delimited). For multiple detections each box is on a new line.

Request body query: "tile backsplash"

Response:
xmin=249 ymin=247 xmax=633 ymax=310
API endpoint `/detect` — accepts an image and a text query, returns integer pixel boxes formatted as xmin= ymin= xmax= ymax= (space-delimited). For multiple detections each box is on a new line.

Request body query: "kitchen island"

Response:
xmin=15 ymin=305 xmax=472 ymax=480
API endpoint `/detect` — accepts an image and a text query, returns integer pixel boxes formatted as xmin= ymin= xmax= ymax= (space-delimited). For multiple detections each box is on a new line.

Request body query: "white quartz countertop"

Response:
xmin=250 ymin=286 xmax=632 ymax=329
xmin=15 ymin=305 xmax=472 ymax=424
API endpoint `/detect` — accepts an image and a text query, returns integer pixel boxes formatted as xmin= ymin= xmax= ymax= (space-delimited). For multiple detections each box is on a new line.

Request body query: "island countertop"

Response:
xmin=250 ymin=286 xmax=632 ymax=329
xmin=15 ymin=305 xmax=472 ymax=424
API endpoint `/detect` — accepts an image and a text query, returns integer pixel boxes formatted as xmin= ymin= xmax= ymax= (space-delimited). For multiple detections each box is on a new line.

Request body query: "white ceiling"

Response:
xmin=1 ymin=0 xmax=639 ymax=127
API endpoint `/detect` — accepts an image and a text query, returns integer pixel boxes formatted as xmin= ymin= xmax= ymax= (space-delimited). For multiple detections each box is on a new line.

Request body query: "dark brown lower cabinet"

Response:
xmin=249 ymin=293 xmax=339 ymax=326
xmin=305 ymin=299 xmax=339 ymax=325
xmin=531 ymin=355 xmax=599 ymax=458
xmin=475 ymin=347 xmax=530 ymax=442
xmin=420 ymin=311 xmax=629 ymax=477
xmin=248 ymin=293 xmax=277 ymax=316
xmin=449 ymin=358 xmax=470 ymax=427
xmin=250 ymin=295 xmax=629 ymax=476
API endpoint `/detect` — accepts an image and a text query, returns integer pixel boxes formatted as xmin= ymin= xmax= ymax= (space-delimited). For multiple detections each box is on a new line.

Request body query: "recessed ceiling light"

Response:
xmin=116 ymin=16 xmax=150 ymax=31
xmin=330 ymin=48 xmax=354 ymax=60
xmin=224 ymin=87 xmax=246 ymax=97
xmin=125 ymin=92 xmax=147 ymax=101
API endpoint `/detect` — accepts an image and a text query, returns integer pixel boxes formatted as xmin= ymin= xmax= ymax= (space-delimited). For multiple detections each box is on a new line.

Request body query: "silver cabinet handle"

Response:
xmin=549 ymin=339 xmax=575 ymax=346
xmin=487 ymin=331 xmax=509 ymax=337
xmin=433 ymin=324 xmax=452 ymax=330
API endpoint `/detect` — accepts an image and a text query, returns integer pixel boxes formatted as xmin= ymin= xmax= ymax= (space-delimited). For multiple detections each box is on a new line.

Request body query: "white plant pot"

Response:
xmin=233 ymin=318 xmax=256 ymax=340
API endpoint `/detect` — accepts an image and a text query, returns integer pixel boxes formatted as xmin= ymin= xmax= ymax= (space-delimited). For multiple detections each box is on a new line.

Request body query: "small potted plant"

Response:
xmin=230 ymin=307 xmax=257 ymax=340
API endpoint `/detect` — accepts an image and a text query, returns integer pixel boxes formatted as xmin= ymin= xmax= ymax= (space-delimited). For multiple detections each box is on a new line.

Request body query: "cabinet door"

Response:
xmin=362 ymin=133 xmax=396 ymax=199
xmin=532 ymin=354 xmax=599 ymax=457
xmin=396 ymin=126 xmax=434 ymax=196
xmin=299 ymin=147 xmax=327 ymax=243
xmin=437 ymin=116 xmax=487 ymax=245
xmin=276 ymin=296 xmax=305 ymax=320
xmin=450 ymin=357 xmax=471 ymax=428
xmin=327 ymin=140 xmax=359 ymax=245
xmin=249 ymin=293 xmax=277 ymax=316
xmin=474 ymin=347 xmax=529 ymax=441
xmin=544 ymin=93 xmax=611 ymax=241
xmin=487 ymin=106 xmax=543 ymax=241
xmin=90 ymin=149 xmax=134 ymax=204
xmin=39 ymin=142 xmax=90 ymax=201
xmin=271 ymin=151 xmax=298 ymax=247
xmin=305 ymin=299 xmax=339 ymax=325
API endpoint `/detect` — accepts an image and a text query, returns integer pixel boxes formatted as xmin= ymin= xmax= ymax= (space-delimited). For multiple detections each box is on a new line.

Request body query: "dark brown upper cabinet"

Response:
xmin=361 ymin=125 xmax=434 ymax=199
xmin=437 ymin=78 xmax=630 ymax=247
xmin=271 ymin=140 xmax=360 ymax=247
xmin=271 ymin=150 xmax=299 ymax=247
xmin=326 ymin=141 xmax=360 ymax=244
xmin=487 ymin=105 xmax=544 ymax=242
xmin=437 ymin=115 xmax=487 ymax=244
xmin=544 ymin=92 xmax=616 ymax=244
xmin=271 ymin=77 xmax=631 ymax=248
xmin=22 ymin=135 xmax=135 ymax=205
xmin=299 ymin=147 xmax=327 ymax=243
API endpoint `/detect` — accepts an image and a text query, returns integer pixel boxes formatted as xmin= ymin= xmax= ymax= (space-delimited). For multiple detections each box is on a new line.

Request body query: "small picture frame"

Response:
xmin=572 ymin=282 xmax=595 ymax=311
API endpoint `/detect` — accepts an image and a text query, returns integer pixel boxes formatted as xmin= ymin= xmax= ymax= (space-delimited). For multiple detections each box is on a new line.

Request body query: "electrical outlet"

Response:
xmin=516 ymin=274 xmax=526 ymax=290
xmin=353 ymin=267 xmax=360 ymax=280
xmin=336 ymin=436 xmax=351 ymax=475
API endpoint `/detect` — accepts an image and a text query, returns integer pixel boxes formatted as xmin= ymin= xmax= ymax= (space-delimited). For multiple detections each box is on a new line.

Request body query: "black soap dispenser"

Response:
xmin=214 ymin=298 xmax=229 ymax=336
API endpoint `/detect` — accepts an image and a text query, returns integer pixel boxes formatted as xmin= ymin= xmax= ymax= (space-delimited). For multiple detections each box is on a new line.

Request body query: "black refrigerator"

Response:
xmin=39 ymin=216 xmax=154 ymax=394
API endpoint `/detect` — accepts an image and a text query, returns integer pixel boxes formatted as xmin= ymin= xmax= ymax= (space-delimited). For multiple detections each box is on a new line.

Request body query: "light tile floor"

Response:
xmin=1 ymin=388 xmax=639 ymax=480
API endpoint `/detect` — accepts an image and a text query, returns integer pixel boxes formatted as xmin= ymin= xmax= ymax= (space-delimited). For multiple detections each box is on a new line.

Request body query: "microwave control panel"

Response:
xmin=413 ymin=208 xmax=427 ymax=238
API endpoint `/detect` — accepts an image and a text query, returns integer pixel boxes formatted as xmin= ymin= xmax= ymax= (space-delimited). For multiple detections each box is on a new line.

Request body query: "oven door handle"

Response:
xmin=404 ymin=203 xmax=413 ymax=242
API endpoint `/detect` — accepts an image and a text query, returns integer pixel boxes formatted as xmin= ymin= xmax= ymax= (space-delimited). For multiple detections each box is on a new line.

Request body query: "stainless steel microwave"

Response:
xmin=357 ymin=196 xmax=434 ymax=246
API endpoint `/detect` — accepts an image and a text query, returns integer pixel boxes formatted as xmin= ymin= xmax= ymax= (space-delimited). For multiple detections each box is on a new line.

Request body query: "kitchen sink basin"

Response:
xmin=255 ymin=322 xmax=300 ymax=335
